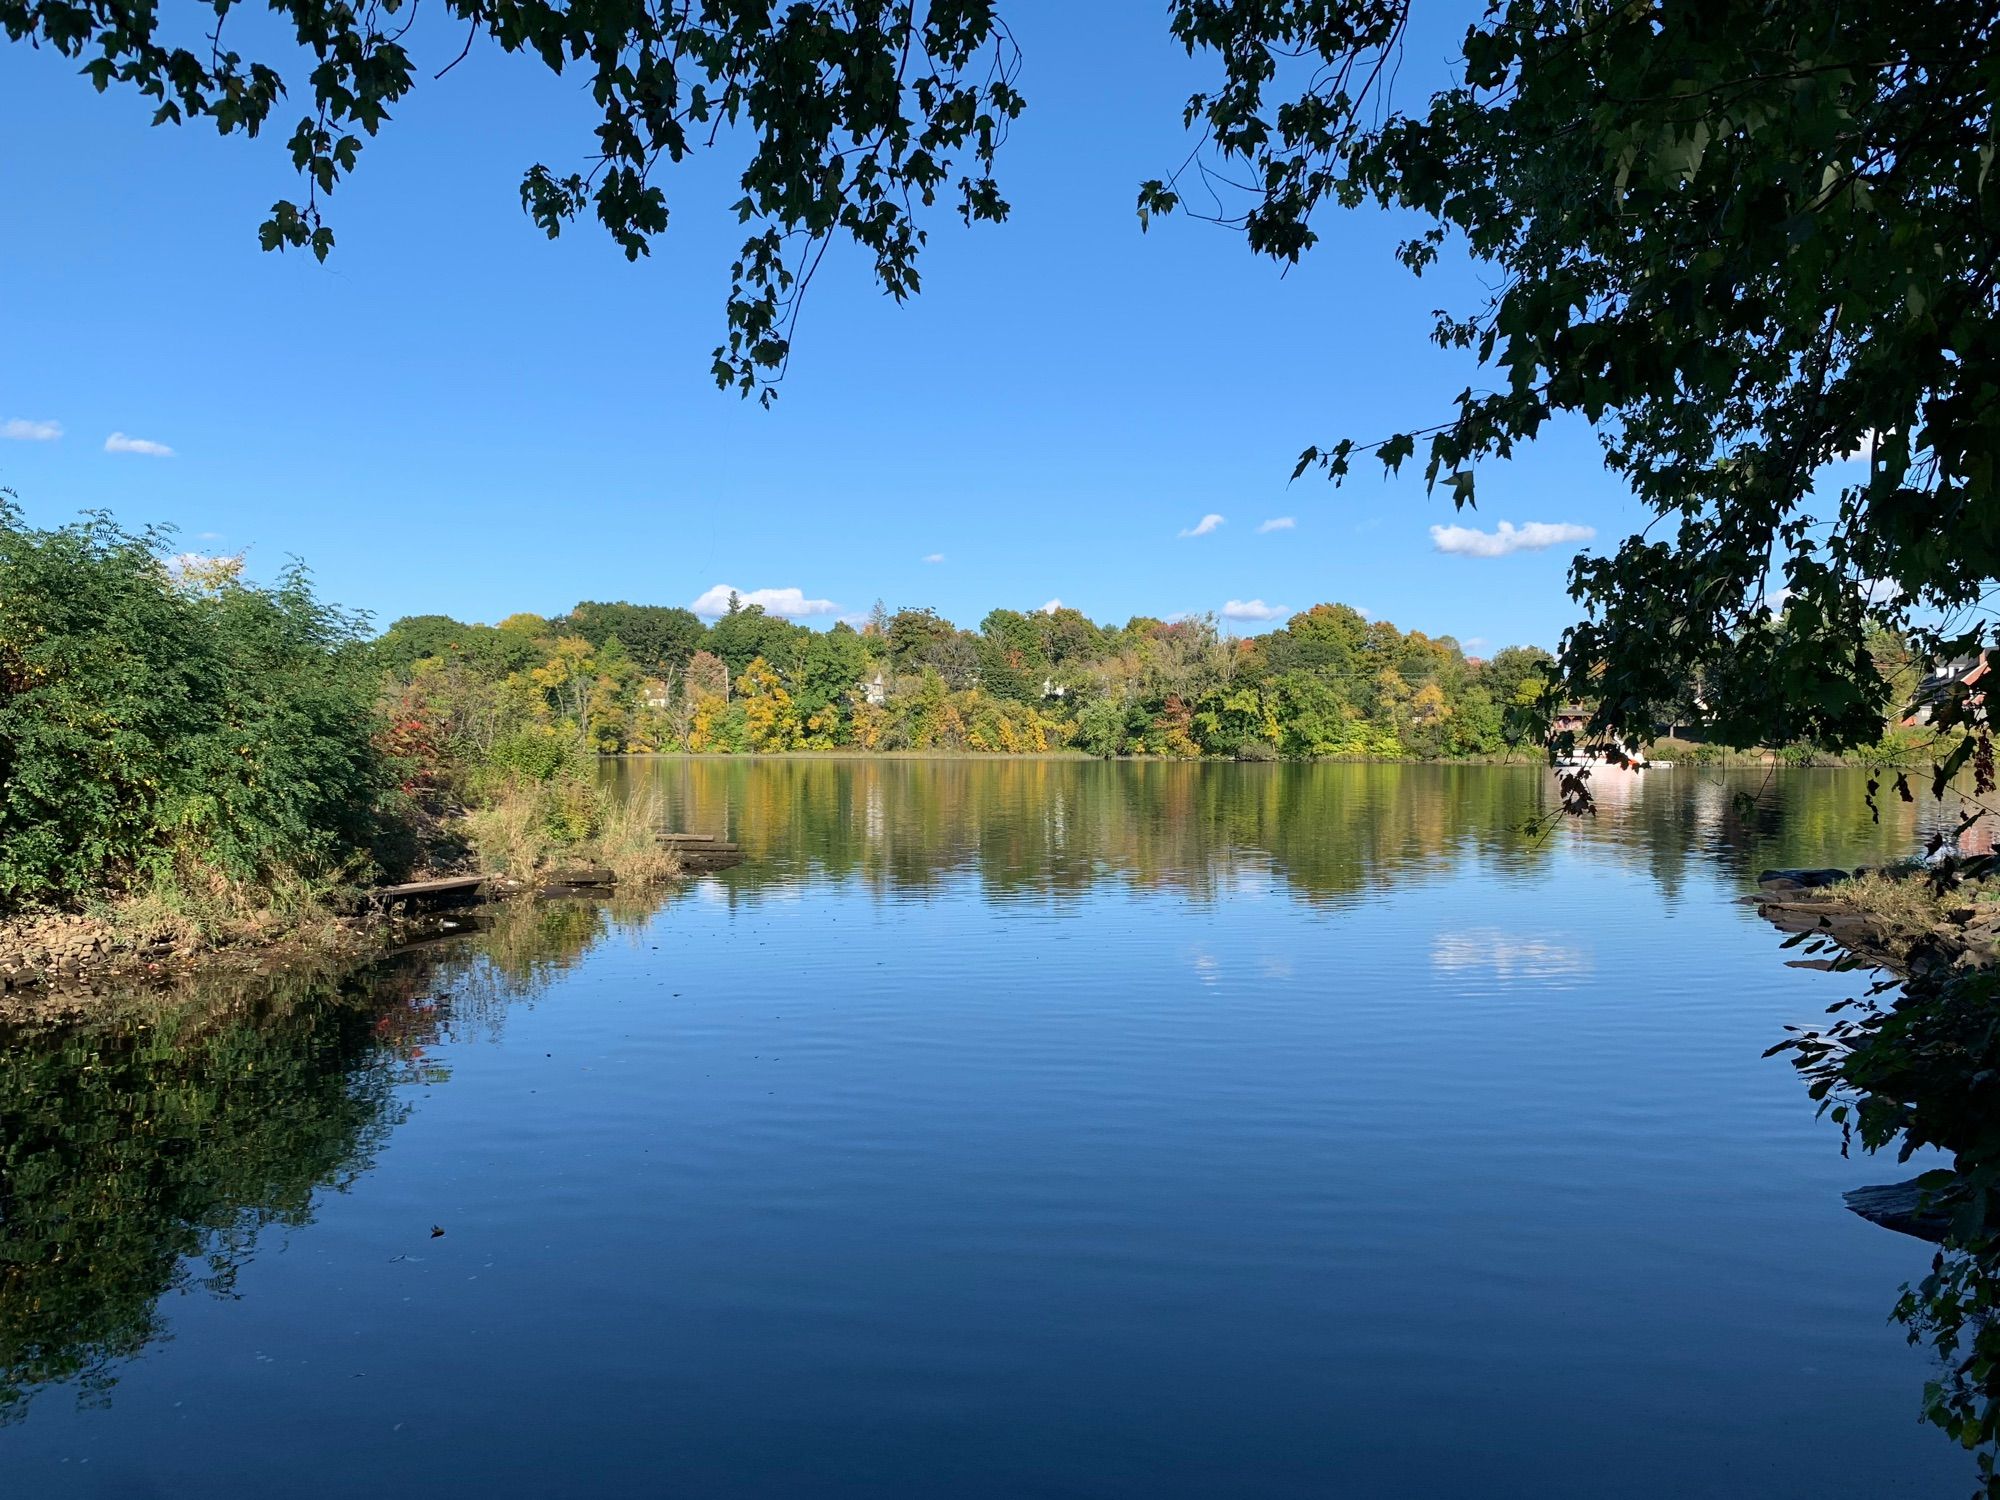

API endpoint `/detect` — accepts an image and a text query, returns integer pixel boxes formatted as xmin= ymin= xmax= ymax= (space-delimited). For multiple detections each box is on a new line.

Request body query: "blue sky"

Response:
xmin=0 ymin=3 xmax=1647 ymax=654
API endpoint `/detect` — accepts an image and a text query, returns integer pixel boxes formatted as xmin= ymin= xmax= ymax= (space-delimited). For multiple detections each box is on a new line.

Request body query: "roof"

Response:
xmin=1903 ymin=650 xmax=1993 ymax=726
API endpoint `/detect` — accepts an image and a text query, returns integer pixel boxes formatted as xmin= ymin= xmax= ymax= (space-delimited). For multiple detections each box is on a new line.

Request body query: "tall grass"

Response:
xmin=462 ymin=787 xmax=555 ymax=882
xmin=460 ymin=780 xmax=679 ymax=889
xmin=594 ymin=791 xmax=679 ymax=887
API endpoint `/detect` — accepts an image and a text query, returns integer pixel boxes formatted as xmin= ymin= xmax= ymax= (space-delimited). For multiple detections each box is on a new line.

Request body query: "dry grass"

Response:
xmin=1828 ymin=861 xmax=2000 ymax=953
xmin=592 ymin=790 xmax=680 ymax=888
xmin=462 ymin=787 xmax=554 ymax=883
xmin=459 ymin=782 xmax=680 ymax=890
xmin=88 ymin=861 xmax=356 ymax=951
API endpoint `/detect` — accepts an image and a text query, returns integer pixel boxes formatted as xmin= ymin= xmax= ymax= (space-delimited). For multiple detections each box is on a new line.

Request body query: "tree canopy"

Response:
xmin=1136 ymin=0 xmax=2000 ymax=765
xmin=13 ymin=1 xmax=1992 ymax=764
xmin=1 ymin=0 xmax=1021 ymax=401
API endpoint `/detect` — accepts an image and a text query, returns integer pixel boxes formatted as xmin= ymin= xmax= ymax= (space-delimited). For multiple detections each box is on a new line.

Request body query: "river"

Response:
xmin=0 ymin=762 xmax=1973 ymax=1496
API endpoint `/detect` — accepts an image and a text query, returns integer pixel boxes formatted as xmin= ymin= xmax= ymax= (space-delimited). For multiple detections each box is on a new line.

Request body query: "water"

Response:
xmin=0 ymin=762 xmax=1974 ymax=1497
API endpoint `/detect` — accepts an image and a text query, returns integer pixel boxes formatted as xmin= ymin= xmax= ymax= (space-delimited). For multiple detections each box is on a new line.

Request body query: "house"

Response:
xmin=861 ymin=673 xmax=887 ymax=707
xmin=1550 ymin=702 xmax=1592 ymax=739
xmin=1903 ymin=650 xmax=1993 ymax=728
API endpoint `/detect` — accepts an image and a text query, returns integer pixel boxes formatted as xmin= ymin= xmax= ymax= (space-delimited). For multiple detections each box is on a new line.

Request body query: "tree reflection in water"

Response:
xmin=0 ymin=894 xmax=658 ymax=1423
xmin=0 ymin=763 xmax=1955 ymax=1426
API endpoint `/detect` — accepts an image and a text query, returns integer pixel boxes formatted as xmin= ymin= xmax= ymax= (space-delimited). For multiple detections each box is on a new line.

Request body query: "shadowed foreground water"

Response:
xmin=0 ymin=763 xmax=1976 ymax=1497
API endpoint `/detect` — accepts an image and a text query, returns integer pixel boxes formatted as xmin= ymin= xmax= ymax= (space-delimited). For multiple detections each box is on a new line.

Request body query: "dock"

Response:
xmin=660 ymin=831 xmax=744 ymax=870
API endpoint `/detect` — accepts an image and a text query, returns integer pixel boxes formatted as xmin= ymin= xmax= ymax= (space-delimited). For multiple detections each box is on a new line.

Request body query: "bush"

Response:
xmin=484 ymin=726 xmax=585 ymax=785
xmin=0 ymin=500 xmax=389 ymax=910
xmin=1646 ymin=737 xmax=1724 ymax=765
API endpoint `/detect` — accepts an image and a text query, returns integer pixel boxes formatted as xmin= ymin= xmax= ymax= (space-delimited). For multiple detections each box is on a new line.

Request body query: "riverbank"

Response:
xmin=1754 ymin=856 xmax=2000 ymax=975
xmin=1755 ymin=851 xmax=2000 ymax=1465
xmin=605 ymin=748 xmax=1553 ymax=764
xmin=0 ymin=818 xmax=709 ymax=1000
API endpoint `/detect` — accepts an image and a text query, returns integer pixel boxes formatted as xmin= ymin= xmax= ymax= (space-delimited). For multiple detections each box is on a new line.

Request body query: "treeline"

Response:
xmin=378 ymin=595 xmax=1557 ymax=766
xmin=0 ymin=502 xmax=1551 ymax=918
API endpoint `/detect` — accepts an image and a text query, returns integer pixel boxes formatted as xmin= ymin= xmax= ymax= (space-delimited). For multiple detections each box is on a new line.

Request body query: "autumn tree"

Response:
xmin=736 ymin=656 xmax=803 ymax=752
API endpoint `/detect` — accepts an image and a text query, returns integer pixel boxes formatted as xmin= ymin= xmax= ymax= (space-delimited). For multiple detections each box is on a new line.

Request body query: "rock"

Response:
xmin=1758 ymin=867 xmax=1852 ymax=889
xmin=1845 ymin=1178 xmax=1957 ymax=1243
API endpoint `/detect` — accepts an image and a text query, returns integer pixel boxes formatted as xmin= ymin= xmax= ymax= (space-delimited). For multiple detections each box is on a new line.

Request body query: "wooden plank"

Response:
xmin=373 ymin=875 xmax=488 ymax=900
xmin=541 ymin=866 xmax=616 ymax=887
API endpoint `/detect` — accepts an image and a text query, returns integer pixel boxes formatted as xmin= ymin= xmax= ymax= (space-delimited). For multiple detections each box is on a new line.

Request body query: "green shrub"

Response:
xmin=0 ymin=499 xmax=390 ymax=910
xmin=484 ymin=726 xmax=585 ymax=785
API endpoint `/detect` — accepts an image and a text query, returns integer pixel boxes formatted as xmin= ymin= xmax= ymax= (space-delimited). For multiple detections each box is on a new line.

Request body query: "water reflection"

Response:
xmin=0 ymin=898 xmax=657 ymax=1424
xmin=0 ymin=762 xmax=1964 ymax=1464
xmin=1431 ymin=928 xmax=1593 ymax=981
xmin=611 ymin=758 xmax=1948 ymax=907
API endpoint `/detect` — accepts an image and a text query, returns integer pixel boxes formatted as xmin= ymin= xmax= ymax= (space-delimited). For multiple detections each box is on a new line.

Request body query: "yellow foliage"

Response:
xmin=686 ymin=692 xmax=728 ymax=752
xmin=848 ymin=698 xmax=889 ymax=749
xmin=737 ymin=655 xmax=803 ymax=751
xmin=803 ymin=703 xmax=843 ymax=748
xmin=1412 ymin=681 xmax=1451 ymax=725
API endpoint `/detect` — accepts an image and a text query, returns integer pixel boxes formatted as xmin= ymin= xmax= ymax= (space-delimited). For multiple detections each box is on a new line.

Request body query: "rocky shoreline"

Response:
xmin=0 ymin=905 xmax=428 ymax=1003
xmin=1752 ymin=857 xmax=2000 ymax=976
xmin=1752 ymin=856 xmax=1998 ymax=1243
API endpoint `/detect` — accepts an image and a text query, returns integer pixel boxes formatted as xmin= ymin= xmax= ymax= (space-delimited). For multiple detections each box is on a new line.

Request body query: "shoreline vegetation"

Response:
xmin=0 ymin=503 xmax=690 ymax=993
xmin=0 ymin=501 xmax=1928 ymax=989
xmin=1756 ymin=858 xmax=2000 ymax=1469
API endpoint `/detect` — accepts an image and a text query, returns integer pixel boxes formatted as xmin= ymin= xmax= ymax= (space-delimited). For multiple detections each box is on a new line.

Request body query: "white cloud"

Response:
xmin=1463 ymin=636 xmax=1490 ymax=650
xmin=1256 ymin=516 xmax=1295 ymax=533
xmin=688 ymin=584 xmax=838 ymax=618
xmin=1766 ymin=577 xmax=1903 ymax=615
xmin=1179 ymin=513 xmax=1226 ymax=538
xmin=104 ymin=431 xmax=174 ymax=457
xmin=1038 ymin=598 xmax=1064 ymax=615
xmin=2 ymin=418 xmax=61 ymax=442
xmin=1836 ymin=430 xmax=1883 ymax=464
xmin=1429 ymin=520 xmax=1594 ymax=558
xmin=1221 ymin=598 xmax=1289 ymax=622
xmin=1432 ymin=928 xmax=1591 ymax=980
xmin=922 ymin=553 xmax=945 ymax=564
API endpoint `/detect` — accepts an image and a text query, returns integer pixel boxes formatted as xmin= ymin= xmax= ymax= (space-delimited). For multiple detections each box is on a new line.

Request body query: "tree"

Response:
xmin=1268 ymin=604 xmax=1369 ymax=680
xmin=1135 ymin=1 xmax=1997 ymax=764
xmin=736 ymin=656 xmax=803 ymax=751
xmin=376 ymin=614 xmax=478 ymax=674
xmin=3 ymin=1 xmax=1022 ymax=401
xmin=885 ymin=607 xmax=957 ymax=672
xmin=527 ymin=636 xmax=597 ymax=744
xmin=706 ymin=603 xmax=800 ymax=679
xmin=799 ymin=622 xmax=871 ymax=717
xmin=564 ymin=602 xmax=704 ymax=677
xmin=977 ymin=608 xmax=1050 ymax=701
xmin=0 ymin=500 xmax=388 ymax=906
xmin=684 ymin=650 xmax=730 ymax=705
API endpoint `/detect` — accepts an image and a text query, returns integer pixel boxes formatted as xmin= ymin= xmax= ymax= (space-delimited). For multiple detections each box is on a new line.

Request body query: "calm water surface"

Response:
xmin=0 ymin=763 xmax=1976 ymax=1496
